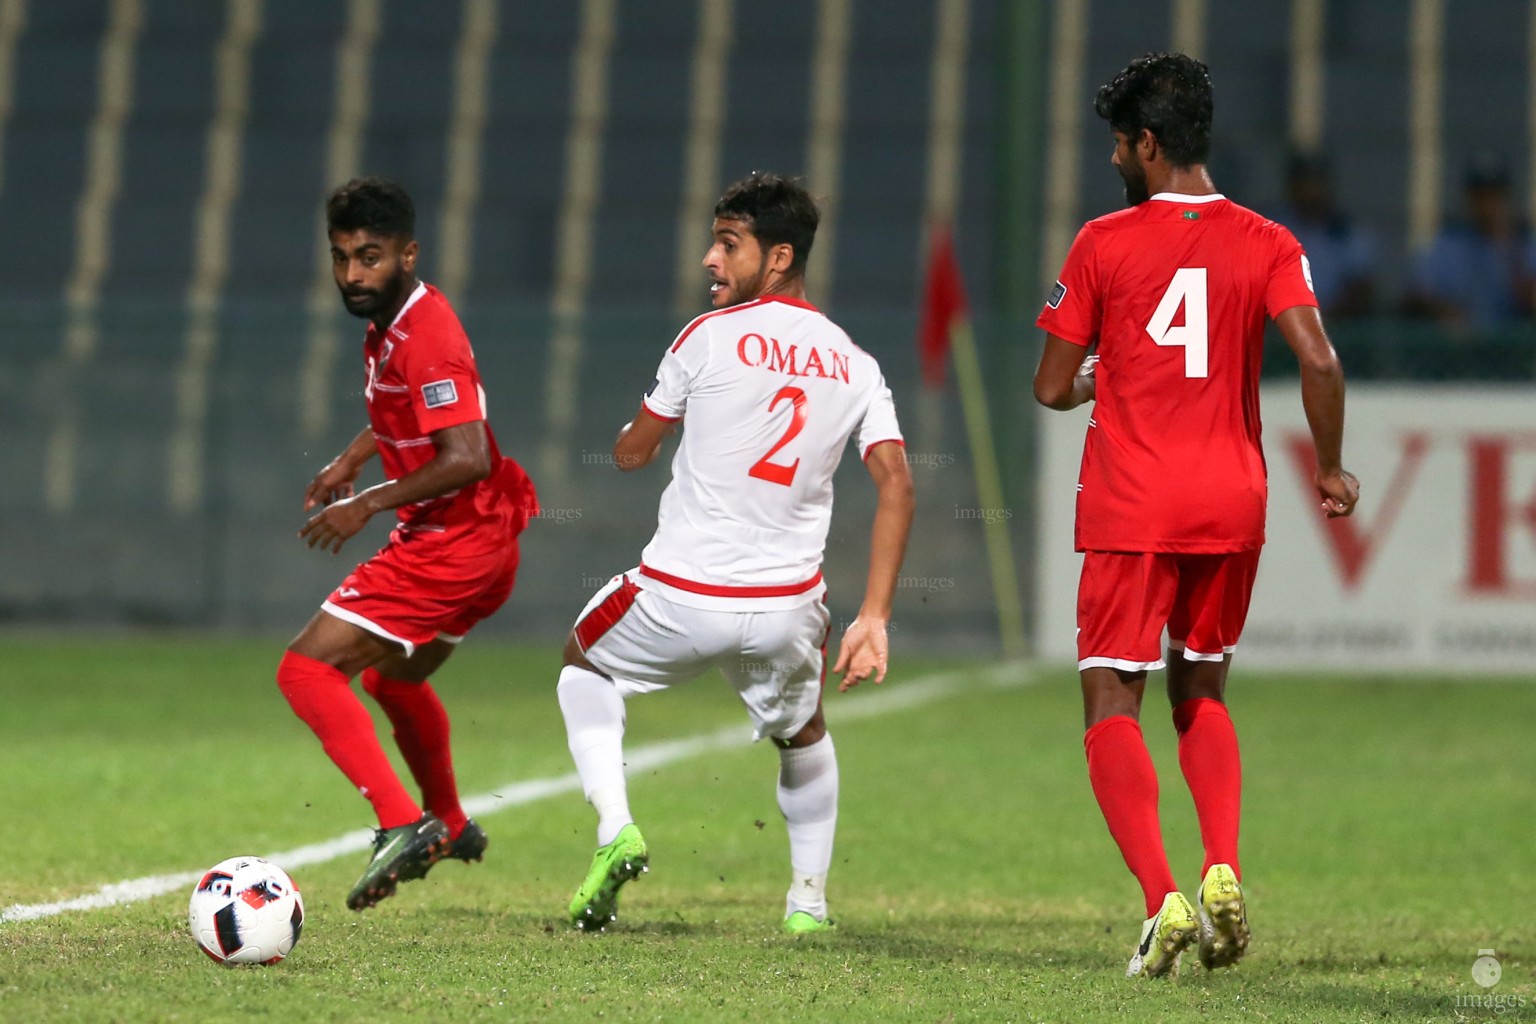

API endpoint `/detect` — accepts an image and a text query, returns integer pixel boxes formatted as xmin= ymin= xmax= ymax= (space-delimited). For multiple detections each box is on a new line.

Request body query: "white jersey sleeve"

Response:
xmin=640 ymin=318 xmax=712 ymax=421
xmin=856 ymin=373 xmax=903 ymax=458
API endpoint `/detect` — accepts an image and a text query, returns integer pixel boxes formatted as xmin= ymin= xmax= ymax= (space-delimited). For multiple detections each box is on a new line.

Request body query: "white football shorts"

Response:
xmin=572 ymin=569 xmax=831 ymax=741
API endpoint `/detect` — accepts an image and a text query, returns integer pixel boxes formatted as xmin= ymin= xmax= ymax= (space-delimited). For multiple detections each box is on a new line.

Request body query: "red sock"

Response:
xmin=276 ymin=650 xmax=420 ymax=829
xmin=361 ymin=669 xmax=467 ymax=838
xmin=1084 ymin=715 xmax=1178 ymax=917
xmin=1173 ymin=697 xmax=1242 ymax=879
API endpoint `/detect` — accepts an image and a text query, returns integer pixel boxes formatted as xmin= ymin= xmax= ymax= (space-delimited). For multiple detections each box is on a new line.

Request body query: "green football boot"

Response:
xmin=346 ymin=813 xmax=450 ymax=911
xmin=568 ymin=823 xmax=648 ymax=931
xmin=783 ymin=910 xmax=836 ymax=935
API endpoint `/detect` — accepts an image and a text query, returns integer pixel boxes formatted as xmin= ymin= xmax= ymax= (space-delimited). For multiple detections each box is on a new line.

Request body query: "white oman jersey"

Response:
xmin=636 ymin=294 xmax=904 ymax=611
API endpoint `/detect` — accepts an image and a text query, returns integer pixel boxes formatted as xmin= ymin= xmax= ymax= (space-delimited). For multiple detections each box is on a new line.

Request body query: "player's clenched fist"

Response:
xmin=1315 ymin=468 xmax=1360 ymax=518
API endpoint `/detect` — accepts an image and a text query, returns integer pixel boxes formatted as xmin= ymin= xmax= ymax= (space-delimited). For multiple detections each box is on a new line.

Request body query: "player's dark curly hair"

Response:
xmin=714 ymin=172 xmax=819 ymax=274
xmin=326 ymin=177 xmax=416 ymax=239
xmin=1094 ymin=53 xmax=1213 ymax=168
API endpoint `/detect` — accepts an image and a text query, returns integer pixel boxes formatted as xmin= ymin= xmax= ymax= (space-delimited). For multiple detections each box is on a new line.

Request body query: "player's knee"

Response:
xmin=276 ymin=649 xmax=344 ymax=702
xmin=779 ymin=711 xmax=827 ymax=749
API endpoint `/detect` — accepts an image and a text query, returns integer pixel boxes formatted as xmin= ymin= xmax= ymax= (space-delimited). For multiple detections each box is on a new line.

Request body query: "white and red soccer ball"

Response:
xmin=188 ymin=856 xmax=304 ymax=965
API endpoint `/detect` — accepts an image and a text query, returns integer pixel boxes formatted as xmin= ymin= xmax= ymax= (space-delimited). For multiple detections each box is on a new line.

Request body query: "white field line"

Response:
xmin=2 ymin=662 xmax=1034 ymax=924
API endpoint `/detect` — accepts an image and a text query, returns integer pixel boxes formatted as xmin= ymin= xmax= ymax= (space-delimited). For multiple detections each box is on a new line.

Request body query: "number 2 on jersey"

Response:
xmin=1145 ymin=267 xmax=1208 ymax=378
xmin=748 ymin=386 xmax=807 ymax=486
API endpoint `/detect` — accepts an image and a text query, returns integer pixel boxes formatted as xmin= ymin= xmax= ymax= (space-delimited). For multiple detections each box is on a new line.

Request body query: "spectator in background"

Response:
xmin=1404 ymin=154 xmax=1536 ymax=330
xmin=1272 ymin=151 xmax=1375 ymax=318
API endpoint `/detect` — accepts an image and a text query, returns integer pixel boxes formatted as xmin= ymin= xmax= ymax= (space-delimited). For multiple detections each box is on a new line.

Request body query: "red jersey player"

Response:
xmin=1033 ymin=54 xmax=1359 ymax=978
xmin=276 ymin=178 xmax=537 ymax=911
xmin=555 ymin=173 xmax=913 ymax=933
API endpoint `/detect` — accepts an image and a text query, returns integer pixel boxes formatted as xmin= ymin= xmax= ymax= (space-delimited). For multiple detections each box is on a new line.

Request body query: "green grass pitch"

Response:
xmin=1 ymin=636 xmax=1531 ymax=1022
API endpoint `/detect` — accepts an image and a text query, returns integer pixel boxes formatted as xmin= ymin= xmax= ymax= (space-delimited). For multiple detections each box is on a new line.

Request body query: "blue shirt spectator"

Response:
xmin=1272 ymin=152 xmax=1376 ymax=317
xmin=1405 ymin=155 xmax=1536 ymax=330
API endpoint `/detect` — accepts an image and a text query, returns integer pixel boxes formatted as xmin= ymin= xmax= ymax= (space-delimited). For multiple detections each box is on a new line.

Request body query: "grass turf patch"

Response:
xmin=1 ymin=637 xmax=1531 ymax=1022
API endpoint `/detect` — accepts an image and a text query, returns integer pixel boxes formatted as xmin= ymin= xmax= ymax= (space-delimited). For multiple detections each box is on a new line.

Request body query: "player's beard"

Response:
xmin=1119 ymin=157 xmax=1150 ymax=206
xmin=339 ymin=268 xmax=406 ymax=320
xmin=718 ymin=256 xmax=769 ymax=307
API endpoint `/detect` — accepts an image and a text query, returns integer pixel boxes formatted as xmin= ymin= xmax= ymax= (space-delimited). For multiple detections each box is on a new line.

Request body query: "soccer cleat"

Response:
xmin=346 ymin=813 xmax=450 ymax=911
xmin=418 ymin=818 xmax=489 ymax=881
xmin=783 ymin=911 xmax=835 ymax=935
xmin=445 ymin=818 xmax=489 ymax=863
xmin=1197 ymin=863 xmax=1250 ymax=970
xmin=568 ymin=823 xmax=648 ymax=931
xmin=1126 ymin=891 xmax=1198 ymax=979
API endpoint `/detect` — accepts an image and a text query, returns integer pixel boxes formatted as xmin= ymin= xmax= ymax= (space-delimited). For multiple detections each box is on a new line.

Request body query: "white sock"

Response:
xmin=777 ymin=733 xmax=838 ymax=919
xmin=557 ymin=665 xmax=632 ymax=846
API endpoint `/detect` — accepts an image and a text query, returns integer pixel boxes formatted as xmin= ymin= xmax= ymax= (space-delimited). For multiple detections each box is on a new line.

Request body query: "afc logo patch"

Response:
xmin=1046 ymin=280 xmax=1068 ymax=309
xmin=421 ymin=379 xmax=459 ymax=408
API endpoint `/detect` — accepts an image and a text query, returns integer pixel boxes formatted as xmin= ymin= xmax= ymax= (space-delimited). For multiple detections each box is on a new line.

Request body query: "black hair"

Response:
xmin=1094 ymin=53 xmax=1213 ymax=168
xmin=326 ymin=177 xmax=416 ymax=239
xmin=713 ymin=172 xmax=819 ymax=274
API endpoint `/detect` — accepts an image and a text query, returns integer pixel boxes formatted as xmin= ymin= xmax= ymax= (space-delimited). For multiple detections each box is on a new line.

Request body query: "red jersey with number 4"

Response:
xmin=1036 ymin=193 xmax=1318 ymax=554
xmin=363 ymin=282 xmax=535 ymax=539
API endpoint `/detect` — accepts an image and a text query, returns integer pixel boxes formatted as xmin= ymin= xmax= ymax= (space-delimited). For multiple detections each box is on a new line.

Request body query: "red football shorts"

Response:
xmin=1075 ymin=549 xmax=1261 ymax=671
xmin=321 ymin=526 xmax=521 ymax=657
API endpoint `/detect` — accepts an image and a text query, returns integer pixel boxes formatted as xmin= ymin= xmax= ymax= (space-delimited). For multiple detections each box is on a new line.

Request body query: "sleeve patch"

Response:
xmin=421 ymin=379 xmax=459 ymax=409
xmin=1300 ymin=254 xmax=1315 ymax=294
xmin=1046 ymin=280 xmax=1068 ymax=308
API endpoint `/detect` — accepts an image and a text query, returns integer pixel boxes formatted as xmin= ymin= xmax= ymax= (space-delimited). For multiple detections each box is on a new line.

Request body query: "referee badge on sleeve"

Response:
xmin=421 ymin=379 xmax=459 ymax=408
xmin=1047 ymin=280 xmax=1067 ymax=308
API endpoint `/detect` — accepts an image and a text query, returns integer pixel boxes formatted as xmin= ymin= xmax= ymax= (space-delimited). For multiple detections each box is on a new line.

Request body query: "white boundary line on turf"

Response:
xmin=1 ymin=662 xmax=1034 ymax=924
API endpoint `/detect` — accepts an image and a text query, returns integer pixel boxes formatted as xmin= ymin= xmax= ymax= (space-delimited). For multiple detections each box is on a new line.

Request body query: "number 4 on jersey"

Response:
xmin=1146 ymin=267 xmax=1208 ymax=378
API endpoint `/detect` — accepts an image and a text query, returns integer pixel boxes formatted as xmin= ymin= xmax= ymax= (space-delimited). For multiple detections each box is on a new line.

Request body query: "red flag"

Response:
xmin=917 ymin=223 xmax=968 ymax=389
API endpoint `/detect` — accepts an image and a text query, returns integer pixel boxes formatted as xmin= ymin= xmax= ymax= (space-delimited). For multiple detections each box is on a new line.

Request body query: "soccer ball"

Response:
xmin=188 ymin=856 xmax=305 ymax=965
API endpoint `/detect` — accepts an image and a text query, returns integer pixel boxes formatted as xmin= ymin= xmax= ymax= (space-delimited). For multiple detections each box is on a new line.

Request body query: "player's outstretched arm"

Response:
xmin=834 ymin=440 xmax=914 ymax=691
xmin=1032 ymin=335 xmax=1098 ymax=410
xmin=612 ymin=404 xmax=674 ymax=471
xmin=299 ymin=420 xmax=493 ymax=553
xmin=304 ymin=427 xmax=377 ymax=510
xmin=1275 ymin=305 xmax=1359 ymax=518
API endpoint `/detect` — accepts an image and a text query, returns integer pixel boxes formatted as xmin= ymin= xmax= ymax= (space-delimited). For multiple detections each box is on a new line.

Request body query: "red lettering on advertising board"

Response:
xmin=1284 ymin=432 xmax=1428 ymax=591
xmin=1466 ymin=436 xmax=1536 ymax=598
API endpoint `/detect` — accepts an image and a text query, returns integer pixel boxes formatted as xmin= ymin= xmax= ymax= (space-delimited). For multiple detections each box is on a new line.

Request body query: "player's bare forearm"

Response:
xmin=338 ymin=427 xmax=378 ymax=471
xmin=1275 ymin=305 xmax=1348 ymax=470
xmin=1275 ymin=305 xmax=1360 ymax=517
xmin=834 ymin=441 xmax=913 ymax=690
xmin=858 ymin=443 xmax=914 ymax=620
xmin=300 ymin=421 xmax=491 ymax=553
xmin=304 ymin=427 xmax=377 ymax=510
xmin=613 ymin=405 xmax=674 ymax=471
xmin=1033 ymin=335 xmax=1097 ymax=410
xmin=357 ymin=420 xmax=492 ymax=514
